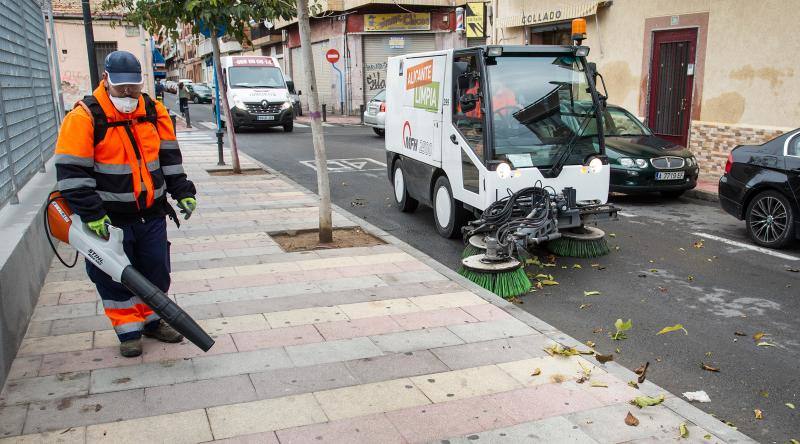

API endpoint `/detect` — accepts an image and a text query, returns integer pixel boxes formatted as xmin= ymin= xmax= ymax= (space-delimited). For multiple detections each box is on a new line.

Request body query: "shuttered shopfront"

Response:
xmin=290 ymin=40 xmax=336 ymax=111
xmin=362 ymin=33 xmax=435 ymax=102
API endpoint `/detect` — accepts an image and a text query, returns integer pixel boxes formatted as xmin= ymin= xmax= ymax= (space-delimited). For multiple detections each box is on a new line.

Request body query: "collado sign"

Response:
xmin=405 ymin=59 xmax=439 ymax=113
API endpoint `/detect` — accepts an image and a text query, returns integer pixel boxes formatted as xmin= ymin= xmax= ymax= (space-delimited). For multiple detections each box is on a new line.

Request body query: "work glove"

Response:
xmin=177 ymin=197 xmax=197 ymax=220
xmin=87 ymin=215 xmax=111 ymax=238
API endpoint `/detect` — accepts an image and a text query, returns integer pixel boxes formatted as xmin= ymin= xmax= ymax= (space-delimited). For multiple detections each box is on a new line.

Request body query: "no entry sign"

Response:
xmin=326 ymin=48 xmax=340 ymax=64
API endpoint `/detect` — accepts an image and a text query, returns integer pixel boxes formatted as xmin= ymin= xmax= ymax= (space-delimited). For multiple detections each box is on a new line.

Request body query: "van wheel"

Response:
xmin=373 ymin=128 xmax=385 ymax=137
xmin=433 ymin=175 xmax=465 ymax=238
xmin=283 ymin=122 xmax=293 ymax=132
xmin=746 ymin=190 xmax=795 ymax=249
xmin=392 ymin=160 xmax=418 ymax=213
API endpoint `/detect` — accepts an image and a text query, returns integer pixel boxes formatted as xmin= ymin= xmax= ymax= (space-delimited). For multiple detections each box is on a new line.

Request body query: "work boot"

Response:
xmin=143 ymin=320 xmax=184 ymax=343
xmin=120 ymin=338 xmax=143 ymax=358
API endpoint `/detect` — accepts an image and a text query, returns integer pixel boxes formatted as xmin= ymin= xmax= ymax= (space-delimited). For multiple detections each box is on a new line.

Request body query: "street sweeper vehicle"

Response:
xmin=384 ymin=19 xmax=617 ymax=297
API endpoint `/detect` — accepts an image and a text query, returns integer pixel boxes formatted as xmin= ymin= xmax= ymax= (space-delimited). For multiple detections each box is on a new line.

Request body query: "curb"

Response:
xmin=685 ymin=187 xmax=719 ymax=203
xmin=186 ymin=130 xmax=755 ymax=443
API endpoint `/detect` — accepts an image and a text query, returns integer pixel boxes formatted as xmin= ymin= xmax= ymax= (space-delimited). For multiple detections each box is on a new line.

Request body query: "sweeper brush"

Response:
xmin=458 ymin=254 xmax=531 ymax=299
xmin=45 ymin=192 xmax=215 ymax=352
xmin=461 ymin=234 xmax=487 ymax=258
xmin=546 ymin=226 xmax=610 ymax=258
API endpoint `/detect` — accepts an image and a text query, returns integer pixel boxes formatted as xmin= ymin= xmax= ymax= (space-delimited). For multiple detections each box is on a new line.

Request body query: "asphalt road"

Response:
xmin=165 ymin=96 xmax=800 ymax=442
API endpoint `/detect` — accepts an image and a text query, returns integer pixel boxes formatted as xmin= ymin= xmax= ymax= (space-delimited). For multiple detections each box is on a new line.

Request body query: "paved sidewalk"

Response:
xmin=0 ymin=130 xmax=753 ymax=443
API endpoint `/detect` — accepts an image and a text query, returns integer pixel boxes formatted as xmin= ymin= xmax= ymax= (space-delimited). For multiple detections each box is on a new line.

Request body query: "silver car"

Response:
xmin=363 ymin=89 xmax=386 ymax=137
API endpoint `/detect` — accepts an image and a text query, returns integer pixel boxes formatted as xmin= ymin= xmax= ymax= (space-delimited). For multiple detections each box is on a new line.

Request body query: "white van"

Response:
xmin=215 ymin=55 xmax=294 ymax=132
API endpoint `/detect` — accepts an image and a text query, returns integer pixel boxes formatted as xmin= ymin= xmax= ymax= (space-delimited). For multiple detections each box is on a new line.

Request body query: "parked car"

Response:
xmin=285 ymin=77 xmax=302 ymax=116
xmin=602 ymin=105 xmax=699 ymax=198
xmin=363 ymin=89 xmax=386 ymax=137
xmin=187 ymin=83 xmax=212 ymax=103
xmin=719 ymin=128 xmax=800 ymax=248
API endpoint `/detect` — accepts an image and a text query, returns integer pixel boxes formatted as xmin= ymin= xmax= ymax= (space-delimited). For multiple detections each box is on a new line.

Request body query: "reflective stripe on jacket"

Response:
xmin=55 ymin=83 xmax=195 ymax=223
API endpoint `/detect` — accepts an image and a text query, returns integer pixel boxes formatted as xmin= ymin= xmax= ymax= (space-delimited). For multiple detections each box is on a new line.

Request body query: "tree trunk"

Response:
xmin=211 ymin=31 xmax=241 ymax=174
xmin=296 ymin=0 xmax=333 ymax=243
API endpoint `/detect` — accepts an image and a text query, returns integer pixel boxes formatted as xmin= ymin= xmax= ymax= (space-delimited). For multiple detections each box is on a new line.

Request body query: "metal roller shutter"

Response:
xmin=362 ymin=33 xmax=435 ymax=102
xmin=290 ymin=47 xmax=305 ymax=109
xmin=290 ymin=41 xmax=334 ymax=110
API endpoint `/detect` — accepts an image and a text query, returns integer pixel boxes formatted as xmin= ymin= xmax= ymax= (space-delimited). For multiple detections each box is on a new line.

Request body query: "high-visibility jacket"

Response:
xmin=55 ymin=83 xmax=195 ymax=225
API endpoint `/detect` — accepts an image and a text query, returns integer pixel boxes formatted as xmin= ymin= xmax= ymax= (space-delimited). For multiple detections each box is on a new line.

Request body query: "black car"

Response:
xmin=602 ymin=105 xmax=699 ymax=197
xmin=187 ymin=84 xmax=212 ymax=104
xmin=719 ymin=129 xmax=800 ymax=248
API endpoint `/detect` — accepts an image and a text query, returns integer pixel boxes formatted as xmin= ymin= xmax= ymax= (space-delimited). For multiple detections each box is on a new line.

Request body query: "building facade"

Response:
xmin=489 ymin=0 xmax=799 ymax=179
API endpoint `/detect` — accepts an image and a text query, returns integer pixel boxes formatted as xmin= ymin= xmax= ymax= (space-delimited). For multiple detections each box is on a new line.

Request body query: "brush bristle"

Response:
xmin=546 ymin=236 xmax=610 ymax=258
xmin=457 ymin=266 xmax=532 ymax=299
xmin=461 ymin=244 xmax=485 ymax=259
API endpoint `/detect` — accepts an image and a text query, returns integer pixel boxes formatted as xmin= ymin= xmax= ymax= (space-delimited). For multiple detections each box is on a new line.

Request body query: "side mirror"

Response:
xmin=587 ymin=62 xmax=599 ymax=85
xmin=459 ymin=93 xmax=479 ymax=113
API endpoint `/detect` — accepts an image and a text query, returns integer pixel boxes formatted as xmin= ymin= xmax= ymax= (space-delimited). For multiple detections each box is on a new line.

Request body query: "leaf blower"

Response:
xmin=44 ymin=192 xmax=215 ymax=352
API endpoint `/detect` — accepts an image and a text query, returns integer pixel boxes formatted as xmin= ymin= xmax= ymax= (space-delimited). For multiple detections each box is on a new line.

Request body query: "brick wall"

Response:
xmin=688 ymin=121 xmax=792 ymax=180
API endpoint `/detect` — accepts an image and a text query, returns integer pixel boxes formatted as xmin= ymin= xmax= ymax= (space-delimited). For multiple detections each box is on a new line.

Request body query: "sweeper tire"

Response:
xmin=433 ymin=175 xmax=465 ymax=238
xmin=392 ymin=160 xmax=418 ymax=212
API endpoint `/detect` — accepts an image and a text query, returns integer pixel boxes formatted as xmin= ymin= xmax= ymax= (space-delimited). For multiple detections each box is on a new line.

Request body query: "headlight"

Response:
xmin=635 ymin=158 xmax=648 ymax=168
xmin=496 ymin=162 xmax=512 ymax=179
xmin=619 ymin=158 xmax=634 ymax=167
xmin=588 ymin=157 xmax=603 ymax=174
xmin=686 ymin=157 xmax=696 ymax=167
xmin=281 ymin=101 xmax=292 ymax=110
xmin=233 ymin=98 xmax=246 ymax=109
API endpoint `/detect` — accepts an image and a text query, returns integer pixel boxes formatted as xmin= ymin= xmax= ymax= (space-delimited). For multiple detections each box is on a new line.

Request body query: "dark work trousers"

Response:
xmin=179 ymin=98 xmax=189 ymax=117
xmin=86 ymin=216 xmax=171 ymax=342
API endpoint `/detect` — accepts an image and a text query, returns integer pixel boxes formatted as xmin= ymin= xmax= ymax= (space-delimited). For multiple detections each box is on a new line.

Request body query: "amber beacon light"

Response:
xmin=571 ymin=18 xmax=587 ymax=43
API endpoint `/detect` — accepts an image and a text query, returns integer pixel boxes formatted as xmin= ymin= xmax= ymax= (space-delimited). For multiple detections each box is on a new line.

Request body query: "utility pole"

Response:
xmin=81 ymin=0 xmax=99 ymax=90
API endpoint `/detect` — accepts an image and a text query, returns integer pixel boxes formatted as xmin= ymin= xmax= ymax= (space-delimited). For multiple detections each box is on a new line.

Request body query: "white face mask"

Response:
xmin=109 ymin=95 xmax=138 ymax=114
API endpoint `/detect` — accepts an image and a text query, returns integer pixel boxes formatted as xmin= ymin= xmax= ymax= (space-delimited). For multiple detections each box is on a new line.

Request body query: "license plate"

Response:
xmin=655 ymin=171 xmax=684 ymax=180
xmin=257 ymin=115 xmax=275 ymax=121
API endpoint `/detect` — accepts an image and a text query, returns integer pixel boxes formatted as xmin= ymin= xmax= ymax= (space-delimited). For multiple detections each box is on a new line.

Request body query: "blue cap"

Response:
xmin=104 ymin=51 xmax=143 ymax=85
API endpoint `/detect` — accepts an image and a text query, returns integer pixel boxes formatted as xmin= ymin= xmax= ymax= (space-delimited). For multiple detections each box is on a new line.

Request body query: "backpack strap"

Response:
xmin=76 ymin=95 xmax=109 ymax=146
xmin=137 ymin=93 xmax=158 ymax=128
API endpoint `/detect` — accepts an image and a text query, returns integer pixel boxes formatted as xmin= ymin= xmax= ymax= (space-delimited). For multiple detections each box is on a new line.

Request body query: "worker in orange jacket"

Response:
xmin=55 ymin=51 xmax=196 ymax=357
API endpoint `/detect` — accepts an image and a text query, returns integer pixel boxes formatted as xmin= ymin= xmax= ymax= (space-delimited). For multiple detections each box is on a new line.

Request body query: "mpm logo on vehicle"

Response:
xmin=402 ymin=121 xmax=432 ymax=156
xmin=87 ymin=248 xmax=104 ymax=266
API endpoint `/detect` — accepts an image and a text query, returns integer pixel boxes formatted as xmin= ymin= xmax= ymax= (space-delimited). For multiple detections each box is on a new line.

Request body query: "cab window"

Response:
xmin=452 ymin=53 xmax=484 ymax=157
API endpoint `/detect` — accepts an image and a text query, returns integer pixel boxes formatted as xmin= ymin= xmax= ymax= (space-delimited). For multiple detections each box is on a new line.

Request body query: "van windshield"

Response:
xmin=486 ymin=55 xmax=600 ymax=168
xmin=229 ymin=66 xmax=285 ymax=89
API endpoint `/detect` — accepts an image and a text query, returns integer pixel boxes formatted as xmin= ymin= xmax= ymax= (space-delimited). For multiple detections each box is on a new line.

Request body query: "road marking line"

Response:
xmin=196 ymin=122 xmax=216 ymax=130
xmin=617 ymin=211 xmax=638 ymax=218
xmin=692 ymin=232 xmax=800 ymax=261
xmin=294 ymin=123 xmax=309 ymax=128
xmin=322 ymin=123 xmax=334 ymax=127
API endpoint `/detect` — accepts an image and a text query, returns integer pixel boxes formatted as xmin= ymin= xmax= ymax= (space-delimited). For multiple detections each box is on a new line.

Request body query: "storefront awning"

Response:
xmin=496 ymin=0 xmax=609 ymax=29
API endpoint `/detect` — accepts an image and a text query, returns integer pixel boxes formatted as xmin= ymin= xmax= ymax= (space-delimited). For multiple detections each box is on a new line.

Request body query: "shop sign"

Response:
xmin=465 ymin=2 xmax=486 ymax=38
xmin=496 ymin=0 xmax=601 ymax=28
xmin=364 ymin=13 xmax=431 ymax=32
xmin=388 ymin=36 xmax=405 ymax=49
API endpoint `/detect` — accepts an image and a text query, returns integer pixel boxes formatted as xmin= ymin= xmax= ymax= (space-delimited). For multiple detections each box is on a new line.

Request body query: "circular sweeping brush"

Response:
xmin=458 ymin=254 xmax=532 ymax=299
xmin=546 ymin=226 xmax=610 ymax=258
xmin=461 ymin=234 xmax=487 ymax=258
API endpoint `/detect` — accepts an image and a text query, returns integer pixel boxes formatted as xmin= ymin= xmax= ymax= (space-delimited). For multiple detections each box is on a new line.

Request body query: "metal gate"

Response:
xmin=0 ymin=0 xmax=59 ymax=207
xmin=290 ymin=41 xmax=334 ymax=111
xmin=363 ymin=34 xmax=435 ymax=102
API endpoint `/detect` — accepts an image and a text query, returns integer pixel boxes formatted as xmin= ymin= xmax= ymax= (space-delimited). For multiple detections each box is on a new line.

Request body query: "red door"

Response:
xmin=647 ymin=28 xmax=697 ymax=147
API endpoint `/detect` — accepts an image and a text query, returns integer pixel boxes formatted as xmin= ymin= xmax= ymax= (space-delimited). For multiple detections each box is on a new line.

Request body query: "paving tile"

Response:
xmin=59 ymin=290 xmax=98 ymax=305
xmin=250 ymin=362 xmax=359 ymax=399
xmin=442 ymin=415 xmax=600 ymax=443
xmin=0 ymin=427 xmax=85 ymax=443
xmin=231 ymin=324 xmax=322 ymax=352
xmin=430 ymin=335 xmax=548 ymax=370
xmin=490 ymin=383 xmax=605 ymax=424
xmin=317 ymin=276 xmax=386 ymax=292
xmin=23 ymin=321 xmax=51 ymax=338
xmin=265 ymin=306 xmax=348 ymax=327
xmin=410 ymin=364 xmax=521 ymax=402
xmin=197 ymin=314 xmax=269 ymax=335
xmin=391 ymin=307 xmax=477 ymax=331
xmin=205 ymin=431 xmax=279 ymax=444
xmin=460 ymin=304 xmax=513 ymax=322
xmin=142 ymin=333 xmax=237 ymax=363
xmin=313 ymin=378 xmax=430 ymax=421
xmin=31 ymin=302 xmax=97 ymax=321
xmin=176 ymin=282 xmax=321 ymax=307
xmin=17 ymin=332 xmax=94 ymax=356
xmin=408 ymin=291 xmax=488 ymax=311
xmin=0 ymin=372 xmax=89 ymax=405
xmin=207 ymin=393 xmax=328 ymax=439
xmin=315 ymin=316 xmax=404 ymax=341
xmin=51 ymin=316 xmax=109 ymax=336
xmin=378 ymin=270 xmax=447 ymax=285
xmin=192 ymin=347 xmax=294 ymax=380
xmin=93 ymin=330 xmax=121 ymax=348
xmin=447 ymin=318 xmax=537 ymax=343
xmin=90 ymin=359 xmax=195 ymax=394
xmin=565 ymin=403 xmax=707 ymax=444
xmin=276 ymin=413 xmax=405 ymax=444
xmin=24 ymin=389 xmax=146 ymax=434
xmin=386 ymin=394 xmax=514 ymax=443
xmin=6 ymin=356 xmax=42 ymax=380
xmin=85 ymin=409 xmax=213 ymax=443
xmin=497 ymin=355 xmax=599 ymax=387
xmin=144 ymin=374 xmax=257 ymax=413
xmin=0 ymin=405 xmax=27 ymax=438
xmin=286 ymin=337 xmax=383 ymax=367
xmin=345 ymin=350 xmax=449 ymax=384
xmin=369 ymin=327 xmax=464 ymax=354
xmin=339 ymin=298 xmax=420 ymax=319
xmin=40 ymin=347 xmax=142 ymax=376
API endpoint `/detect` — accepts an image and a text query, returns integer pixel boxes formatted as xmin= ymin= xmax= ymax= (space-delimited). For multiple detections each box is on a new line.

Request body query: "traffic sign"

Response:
xmin=326 ymin=48 xmax=340 ymax=64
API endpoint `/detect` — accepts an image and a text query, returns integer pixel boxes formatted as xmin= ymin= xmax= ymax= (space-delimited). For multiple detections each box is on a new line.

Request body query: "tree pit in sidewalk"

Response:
xmin=206 ymin=167 xmax=269 ymax=176
xmin=272 ymin=227 xmax=385 ymax=252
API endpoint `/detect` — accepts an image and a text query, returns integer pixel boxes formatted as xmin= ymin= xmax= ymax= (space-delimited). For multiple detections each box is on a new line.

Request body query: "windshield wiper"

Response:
xmin=232 ymin=84 xmax=255 ymax=88
xmin=544 ymin=104 xmax=596 ymax=178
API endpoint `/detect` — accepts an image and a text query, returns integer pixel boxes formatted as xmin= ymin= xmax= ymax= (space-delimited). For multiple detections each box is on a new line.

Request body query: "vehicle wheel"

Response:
xmin=432 ymin=175 xmax=465 ymax=238
xmin=746 ymin=190 xmax=796 ymax=249
xmin=661 ymin=190 xmax=685 ymax=199
xmin=283 ymin=122 xmax=293 ymax=132
xmin=392 ymin=160 xmax=418 ymax=213
xmin=373 ymin=128 xmax=385 ymax=137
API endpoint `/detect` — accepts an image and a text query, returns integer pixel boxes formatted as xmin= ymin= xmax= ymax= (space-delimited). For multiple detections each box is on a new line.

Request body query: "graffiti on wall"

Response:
xmin=61 ymin=70 xmax=91 ymax=108
xmin=364 ymin=62 xmax=387 ymax=93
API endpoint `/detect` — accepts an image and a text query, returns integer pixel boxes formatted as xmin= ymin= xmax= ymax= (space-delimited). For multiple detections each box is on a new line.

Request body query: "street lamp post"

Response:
xmin=81 ymin=0 xmax=99 ymax=90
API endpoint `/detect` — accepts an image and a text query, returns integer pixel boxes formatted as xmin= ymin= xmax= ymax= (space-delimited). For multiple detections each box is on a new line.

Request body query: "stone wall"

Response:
xmin=688 ymin=121 xmax=792 ymax=180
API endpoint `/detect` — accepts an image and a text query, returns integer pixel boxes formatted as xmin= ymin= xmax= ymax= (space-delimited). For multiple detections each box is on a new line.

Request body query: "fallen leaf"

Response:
xmin=627 ymin=381 xmax=639 ymax=389
xmin=534 ymin=273 xmax=549 ymax=279
xmin=631 ymin=394 xmax=665 ymax=408
xmin=679 ymin=247 xmax=686 ymax=251
xmin=648 ymin=260 xmax=655 ymax=263
xmin=756 ymin=342 xmax=777 ymax=347
xmin=789 ymin=440 xmax=799 ymax=444
xmin=525 ymin=257 xmax=542 ymax=266
xmin=754 ymin=409 xmax=763 ymax=420
xmin=561 ymin=265 xmax=568 ymax=269
xmin=573 ymin=264 xmax=582 ymax=269
xmin=584 ymin=291 xmax=601 ymax=296
xmin=579 ymin=303 xmax=592 ymax=309
xmin=591 ymin=263 xmax=600 ymax=267
xmin=576 ymin=376 xmax=588 ymax=384
xmin=625 ymin=411 xmax=639 ymax=426
xmin=543 ymin=263 xmax=556 ymax=268
xmin=615 ymin=347 xmax=621 ymax=354
xmin=530 ymin=368 xmax=541 ymax=376
xmin=593 ymin=327 xmax=604 ymax=334
xmin=688 ymin=275 xmax=695 ymax=281
xmin=649 ymin=268 xmax=658 ymax=272
xmin=704 ymin=351 xmax=712 ymax=357
xmin=609 ymin=233 xmax=616 ymax=238
xmin=786 ymin=403 xmax=795 ymax=409
xmin=540 ymin=280 xmax=559 ymax=286
xmin=656 ymin=324 xmax=688 ymax=335
xmin=544 ymin=344 xmax=579 ymax=357
xmin=693 ymin=240 xmax=704 ymax=248
xmin=595 ymin=353 xmax=614 ymax=364
xmin=760 ymin=391 xmax=769 ymax=398
xmin=683 ymin=390 xmax=711 ymax=403
xmin=658 ymin=286 xmax=668 ymax=293
xmin=615 ymin=319 xmax=633 ymax=332
xmin=585 ymin=340 xmax=596 ymax=348
xmin=701 ymin=363 xmax=720 ymax=372
xmin=636 ymin=361 xmax=650 ymax=383
xmin=578 ymin=361 xmax=593 ymax=377
xmin=786 ymin=267 xmax=799 ymax=272
xmin=591 ymin=381 xmax=608 ymax=388
xmin=679 ymin=422 xmax=689 ymax=438
xmin=704 ymin=434 xmax=712 ymax=440
xmin=734 ymin=331 xmax=747 ymax=336
xmin=753 ymin=332 xmax=765 ymax=341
